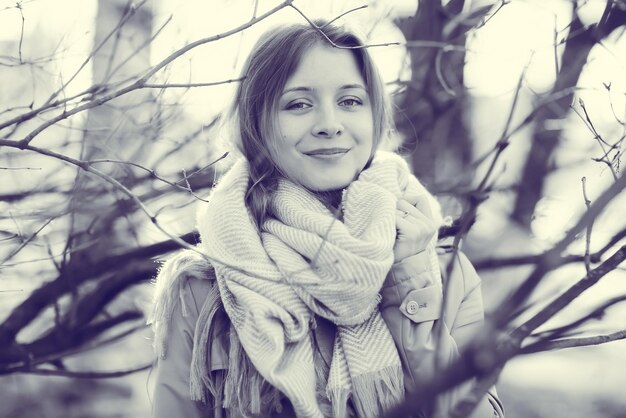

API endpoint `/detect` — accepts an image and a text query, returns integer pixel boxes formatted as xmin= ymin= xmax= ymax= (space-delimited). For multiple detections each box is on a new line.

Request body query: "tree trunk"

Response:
xmin=511 ymin=1 xmax=626 ymax=228
xmin=67 ymin=0 xmax=155 ymax=273
xmin=394 ymin=0 xmax=490 ymax=191
xmin=510 ymin=15 xmax=594 ymax=228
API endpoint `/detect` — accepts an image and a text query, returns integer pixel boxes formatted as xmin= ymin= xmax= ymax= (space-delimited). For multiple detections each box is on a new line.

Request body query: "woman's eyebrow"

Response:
xmin=281 ymin=84 xmax=367 ymax=96
xmin=282 ymin=86 xmax=312 ymax=95
xmin=339 ymin=83 xmax=366 ymax=91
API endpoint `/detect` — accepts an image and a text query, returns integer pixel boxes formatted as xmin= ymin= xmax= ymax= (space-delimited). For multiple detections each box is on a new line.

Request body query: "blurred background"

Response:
xmin=1 ymin=0 xmax=625 ymax=416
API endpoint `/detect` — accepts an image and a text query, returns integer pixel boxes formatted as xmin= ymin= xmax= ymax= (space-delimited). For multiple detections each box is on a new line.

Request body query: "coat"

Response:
xmin=150 ymin=247 xmax=505 ymax=418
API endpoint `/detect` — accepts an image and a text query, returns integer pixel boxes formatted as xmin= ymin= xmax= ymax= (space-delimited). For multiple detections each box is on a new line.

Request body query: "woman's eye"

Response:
xmin=339 ymin=98 xmax=362 ymax=107
xmin=286 ymin=101 xmax=311 ymax=110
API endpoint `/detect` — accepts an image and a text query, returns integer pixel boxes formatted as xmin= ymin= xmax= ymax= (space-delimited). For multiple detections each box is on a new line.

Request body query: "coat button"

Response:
xmin=406 ymin=301 xmax=419 ymax=314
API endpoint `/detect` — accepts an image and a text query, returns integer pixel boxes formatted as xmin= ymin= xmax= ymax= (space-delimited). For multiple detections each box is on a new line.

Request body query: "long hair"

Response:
xmin=228 ymin=21 xmax=393 ymax=227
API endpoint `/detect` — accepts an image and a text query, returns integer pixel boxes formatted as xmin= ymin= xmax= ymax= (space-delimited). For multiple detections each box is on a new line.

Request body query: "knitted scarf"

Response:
xmin=195 ymin=151 xmax=442 ymax=418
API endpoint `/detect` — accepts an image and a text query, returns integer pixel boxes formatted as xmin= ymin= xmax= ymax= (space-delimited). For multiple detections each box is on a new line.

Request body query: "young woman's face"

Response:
xmin=272 ymin=44 xmax=374 ymax=192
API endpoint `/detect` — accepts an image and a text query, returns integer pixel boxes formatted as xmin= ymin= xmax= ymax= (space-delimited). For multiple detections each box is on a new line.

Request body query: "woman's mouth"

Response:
xmin=304 ymin=148 xmax=350 ymax=160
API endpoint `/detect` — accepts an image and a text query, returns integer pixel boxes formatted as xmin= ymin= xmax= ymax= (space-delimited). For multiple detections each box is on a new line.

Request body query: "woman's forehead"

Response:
xmin=282 ymin=45 xmax=366 ymax=92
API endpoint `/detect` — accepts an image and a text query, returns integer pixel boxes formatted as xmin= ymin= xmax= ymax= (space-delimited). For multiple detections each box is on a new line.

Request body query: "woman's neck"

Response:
xmin=315 ymin=189 xmax=343 ymax=218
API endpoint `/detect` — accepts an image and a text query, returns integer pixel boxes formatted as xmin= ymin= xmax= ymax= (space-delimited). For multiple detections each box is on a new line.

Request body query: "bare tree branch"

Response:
xmin=384 ymin=244 xmax=626 ymax=417
xmin=142 ymin=78 xmax=243 ymax=89
xmin=498 ymin=173 xmax=626 ymax=326
xmin=17 ymin=363 xmax=152 ymax=379
xmin=0 ymin=217 xmax=55 ymax=266
xmin=530 ymin=294 xmax=626 ymax=342
xmin=521 ymin=330 xmax=626 ymax=354
xmin=43 ymin=0 xmax=150 ymax=106
xmin=0 ymin=0 xmax=295 ymax=145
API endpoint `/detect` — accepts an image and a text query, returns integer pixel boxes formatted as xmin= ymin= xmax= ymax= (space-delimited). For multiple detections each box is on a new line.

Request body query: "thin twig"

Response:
xmin=149 ymin=116 xmax=220 ymax=169
xmin=102 ymin=6 xmax=125 ymax=82
xmin=521 ymin=330 xmax=626 ymax=354
xmin=592 ymin=132 xmax=625 ymax=166
xmin=14 ymin=81 xmax=142 ymax=146
xmin=582 ymin=177 xmax=593 ymax=272
xmin=86 ymin=158 xmax=208 ymax=201
xmin=530 ymin=294 xmax=626 ymax=341
xmin=173 ymin=152 xmax=228 ymax=185
xmin=572 ymin=99 xmax=619 ymax=180
xmin=142 ymin=78 xmax=243 ymax=89
xmin=141 ymin=0 xmax=295 ymax=82
xmin=403 ymin=40 xmax=468 ymax=52
xmin=17 ymin=2 xmax=25 ymax=64
xmin=322 ymin=5 xmax=369 ymax=27
xmin=43 ymin=0 xmax=149 ymax=106
xmin=469 ymin=86 xmax=590 ymax=169
xmin=19 ymin=363 xmax=152 ymax=379
xmin=105 ymin=14 xmax=174 ymax=83
xmin=0 ymin=217 xmax=54 ymax=266
xmin=427 ymin=13 xmax=534 ymax=382
xmin=510 ymin=245 xmax=626 ymax=342
xmin=474 ymin=0 xmax=509 ymax=31
xmin=9 ymin=0 xmax=294 ymax=146
xmin=432 ymin=50 xmax=534 ymax=374
xmin=603 ymin=82 xmax=626 ymax=125
xmin=552 ymin=14 xmax=559 ymax=77
xmin=0 ymin=234 xmax=19 ymax=242
xmin=251 ymin=0 xmax=260 ymax=19
xmin=500 ymin=172 xmax=626 ymax=326
xmin=289 ymin=4 xmax=400 ymax=49
xmin=0 ymin=85 xmax=106 ymax=131
xmin=0 ymin=138 xmax=195 ymax=253
xmin=578 ymin=99 xmax=614 ymax=148
xmin=478 ymin=52 xmax=533 ymax=191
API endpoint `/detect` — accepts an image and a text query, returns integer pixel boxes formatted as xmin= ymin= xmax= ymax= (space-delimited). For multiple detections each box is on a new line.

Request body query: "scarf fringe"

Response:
xmin=189 ymin=280 xmax=285 ymax=416
xmin=312 ymin=331 xmax=334 ymax=417
xmin=148 ymin=249 xmax=213 ymax=359
xmin=328 ymin=386 xmax=350 ymax=418
xmin=223 ymin=329 xmax=283 ymax=417
xmin=190 ymin=283 xmax=223 ymax=403
xmin=351 ymin=365 xmax=405 ymax=418
xmin=223 ymin=329 xmax=250 ymax=412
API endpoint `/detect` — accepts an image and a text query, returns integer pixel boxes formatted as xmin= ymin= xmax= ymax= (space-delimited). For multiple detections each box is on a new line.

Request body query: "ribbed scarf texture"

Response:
xmin=191 ymin=151 xmax=442 ymax=418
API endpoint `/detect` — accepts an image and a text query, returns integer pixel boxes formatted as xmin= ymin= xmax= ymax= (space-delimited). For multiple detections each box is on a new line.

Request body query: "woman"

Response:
xmin=149 ymin=21 xmax=504 ymax=418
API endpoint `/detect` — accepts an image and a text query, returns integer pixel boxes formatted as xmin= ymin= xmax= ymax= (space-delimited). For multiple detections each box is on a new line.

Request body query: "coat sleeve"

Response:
xmin=380 ymin=250 xmax=504 ymax=418
xmin=150 ymin=262 xmax=214 ymax=418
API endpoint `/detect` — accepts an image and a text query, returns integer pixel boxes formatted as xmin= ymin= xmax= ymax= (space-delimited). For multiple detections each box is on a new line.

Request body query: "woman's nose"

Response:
xmin=312 ymin=106 xmax=342 ymax=138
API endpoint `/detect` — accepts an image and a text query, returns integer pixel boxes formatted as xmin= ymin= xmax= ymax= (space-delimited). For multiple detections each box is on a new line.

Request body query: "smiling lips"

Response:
xmin=304 ymin=147 xmax=350 ymax=159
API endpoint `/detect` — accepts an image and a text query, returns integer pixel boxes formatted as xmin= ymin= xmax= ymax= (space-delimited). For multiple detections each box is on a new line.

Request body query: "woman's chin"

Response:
xmin=304 ymin=179 xmax=351 ymax=193
xmin=299 ymin=169 xmax=361 ymax=193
